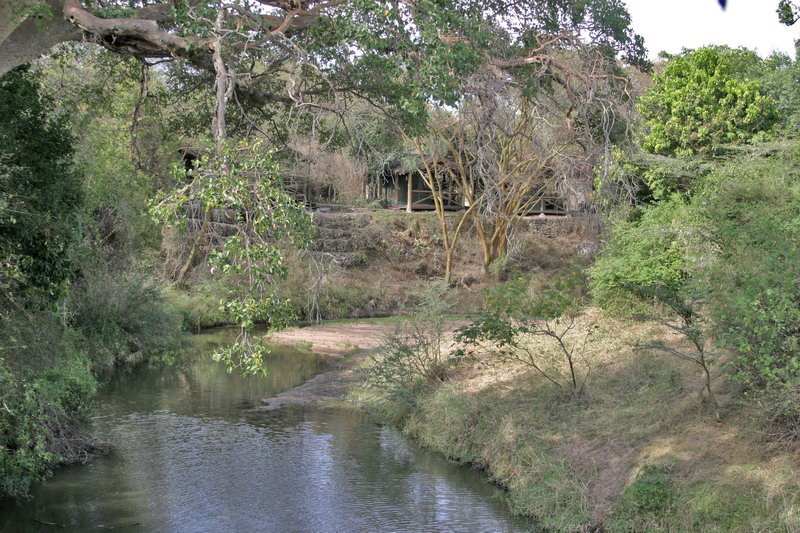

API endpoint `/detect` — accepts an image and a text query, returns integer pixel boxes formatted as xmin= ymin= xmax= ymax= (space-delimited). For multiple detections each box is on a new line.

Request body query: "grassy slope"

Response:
xmin=171 ymin=209 xmax=594 ymax=328
xmin=353 ymin=312 xmax=800 ymax=532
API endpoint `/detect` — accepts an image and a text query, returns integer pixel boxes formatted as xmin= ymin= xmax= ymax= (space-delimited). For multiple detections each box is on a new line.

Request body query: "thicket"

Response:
xmin=592 ymin=45 xmax=800 ymax=430
xmin=698 ymin=148 xmax=800 ymax=439
xmin=592 ymin=142 xmax=800 ymax=432
xmin=0 ymin=61 xmax=183 ymax=498
xmin=0 ymin=66 xmax=95 ymax=498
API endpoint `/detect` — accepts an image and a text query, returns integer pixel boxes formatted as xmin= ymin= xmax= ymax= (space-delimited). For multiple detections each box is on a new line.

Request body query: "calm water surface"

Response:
xmin=0 ymin=329 xmax=531 ymax=532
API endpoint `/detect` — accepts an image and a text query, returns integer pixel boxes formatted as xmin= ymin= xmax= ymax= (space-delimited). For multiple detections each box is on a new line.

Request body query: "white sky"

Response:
xmin=624 ymin=0 xmax=799 ymax=59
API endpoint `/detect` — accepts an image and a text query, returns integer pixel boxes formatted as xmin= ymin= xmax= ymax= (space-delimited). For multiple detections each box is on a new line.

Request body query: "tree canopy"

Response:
xmin=0 ymin=66 xmax=83 ymax=302
xmin=639 ymin=47 xmax=778 ymax=156
xmin=1 ymin=0 xmax=647 ymax=136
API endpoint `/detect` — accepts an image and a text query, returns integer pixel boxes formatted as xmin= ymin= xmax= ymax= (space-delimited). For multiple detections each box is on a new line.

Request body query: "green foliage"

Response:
xmin=151 ymin=140 xmax=313 ymax=375
xmin=73 ymin=95 xmax=161 ymax=253
xmin=362 ymin=282 xmax=453 ymax=418
xmin=698 ymin=153 xmax=800 ymax=389
xmin=69 ymin=267 xmax=183 ymax=373
xmin=606 ymin=465 xmax=676 ymax=532
xmin=593 ymin=142 xmax=800 ymax=425
xmin=753 ymin=48 xmax=800 ymax=132
xmin=778 ymin=0 xmax=800 ymax=25
xmin=457 ymin=271 xmax=593 ymax=392
xmin=0 ymin=66 xmax=93 ymax=498
xmin=695 ymin=149 xmax=800 ymax=428
xmin=0 ymin=66 xmax=83 ymax=301
xmin=639 ymin=47 xmax=778 ymax=156
xmin=589 ymin=197 xmax=692 ymax=315
xmin=0 ymin=322 xmax=97 ymax=498
xmin=302 ymin=0 xmax=647 ymax=136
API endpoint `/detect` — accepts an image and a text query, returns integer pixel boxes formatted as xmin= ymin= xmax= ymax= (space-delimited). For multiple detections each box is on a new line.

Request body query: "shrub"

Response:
xmin=589 ymin=198 xmax=722 ymax=417
xmin=362 ymin=282 xmax=454 ymax=417
xmin=696 ymin=149 xmax=800 ymax=435
xmin=457 ymin=270 xmax=594 ymax=394
xmin=69 ymin=266 xmax=183 ymax=372
xmin=589 ymin=197 xmax=692 ymax=316
xmin=0 ymin=319 xmax=97 ymax=498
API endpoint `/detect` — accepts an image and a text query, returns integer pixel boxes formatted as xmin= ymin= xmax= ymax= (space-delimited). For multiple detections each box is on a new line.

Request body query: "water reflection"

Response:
xmin=0 ymin=329 xmax=530 ymax=532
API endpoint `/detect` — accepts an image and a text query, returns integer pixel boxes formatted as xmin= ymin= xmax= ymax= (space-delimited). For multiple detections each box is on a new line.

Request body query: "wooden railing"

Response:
xmin=524 ymin=196 xmax=567 ymax=215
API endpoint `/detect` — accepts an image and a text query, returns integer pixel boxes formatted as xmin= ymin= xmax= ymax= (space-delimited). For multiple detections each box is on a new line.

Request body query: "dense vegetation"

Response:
xmin=353 ymin=40 xmax=800 ymax=532
xmin=0 ymin=64 xmax=182 ymax=497
xmin=3 ymin=1 xmax=800 ymax=530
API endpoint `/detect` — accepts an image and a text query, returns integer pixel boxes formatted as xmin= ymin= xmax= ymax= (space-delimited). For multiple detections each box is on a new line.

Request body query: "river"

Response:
xmin=0 ymin=329 xmax=531 ymax=532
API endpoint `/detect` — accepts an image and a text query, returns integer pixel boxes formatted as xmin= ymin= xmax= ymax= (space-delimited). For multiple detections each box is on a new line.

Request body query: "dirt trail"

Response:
xmin=258 ymin=322 xmax=391 ymax=410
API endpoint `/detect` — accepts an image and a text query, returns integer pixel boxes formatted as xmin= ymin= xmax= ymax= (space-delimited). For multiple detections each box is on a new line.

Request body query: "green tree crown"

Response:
xmin=639 ymin=47 xmax=778 ymax=156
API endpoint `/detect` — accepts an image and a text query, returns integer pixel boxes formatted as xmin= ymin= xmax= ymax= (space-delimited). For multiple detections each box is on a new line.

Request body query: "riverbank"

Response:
xmin=2 ymin=328 xmax=529 ymax=532
xmin=281 ymin=317 xmax=800 ymax=532
xmin=258 ymin=322 xmax=390 ymax=410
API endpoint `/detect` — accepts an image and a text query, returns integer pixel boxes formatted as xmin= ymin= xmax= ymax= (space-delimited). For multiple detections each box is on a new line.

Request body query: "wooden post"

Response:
xmin=406 ymin=174 xmax=413 ymax=213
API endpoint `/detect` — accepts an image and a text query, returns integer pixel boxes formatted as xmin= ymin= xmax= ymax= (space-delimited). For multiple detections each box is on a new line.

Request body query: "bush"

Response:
xmin=69 ymin=266 xmax=183 ymax=372
xmin=457 ymin=270 xmax=594 ymax=394
xmin=698 ymin=152 xmax=800 ymax=390
xmin=589 ymin=197 xmax=693 ymax=317
xmin=0 ymin=66 xmax=83 ymax=302
xmin=696 ymin=149 xmax=800 ymax=434
xmin=362 ymin=282 xmax=454 ymax=418
xmin=0 ymin=319 xmax=97 ymax=498
xmin=592 ymin=143 xmax=800 ymax=427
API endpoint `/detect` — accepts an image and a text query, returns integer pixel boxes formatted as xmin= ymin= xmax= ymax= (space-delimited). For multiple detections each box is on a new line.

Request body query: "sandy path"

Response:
xmin=258 ymin=322 xmax=392 ymax=410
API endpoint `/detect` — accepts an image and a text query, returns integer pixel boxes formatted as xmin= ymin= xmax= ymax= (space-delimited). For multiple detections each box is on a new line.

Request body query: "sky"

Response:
xmin=624 ymin=0 xmax=799 ymax=59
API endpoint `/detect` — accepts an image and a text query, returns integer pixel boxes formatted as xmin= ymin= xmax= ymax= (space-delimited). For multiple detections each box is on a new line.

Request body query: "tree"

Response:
xmin=0 ymin=65 xmax=99 ymax=500
xmin=1 ymin=1 xmax=646 ymax=123
xmin=409 ymin=38 xmax=634 ymax=281
xmin=0 ymin=65 xmax=83 ymax=303
xmin=457 ymin=270 xmax=594 ymax=395
xmin=639 ymin=47 xmax=778 ymax=156
xmin=151 ymin=140 xmax=314 ymax=375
